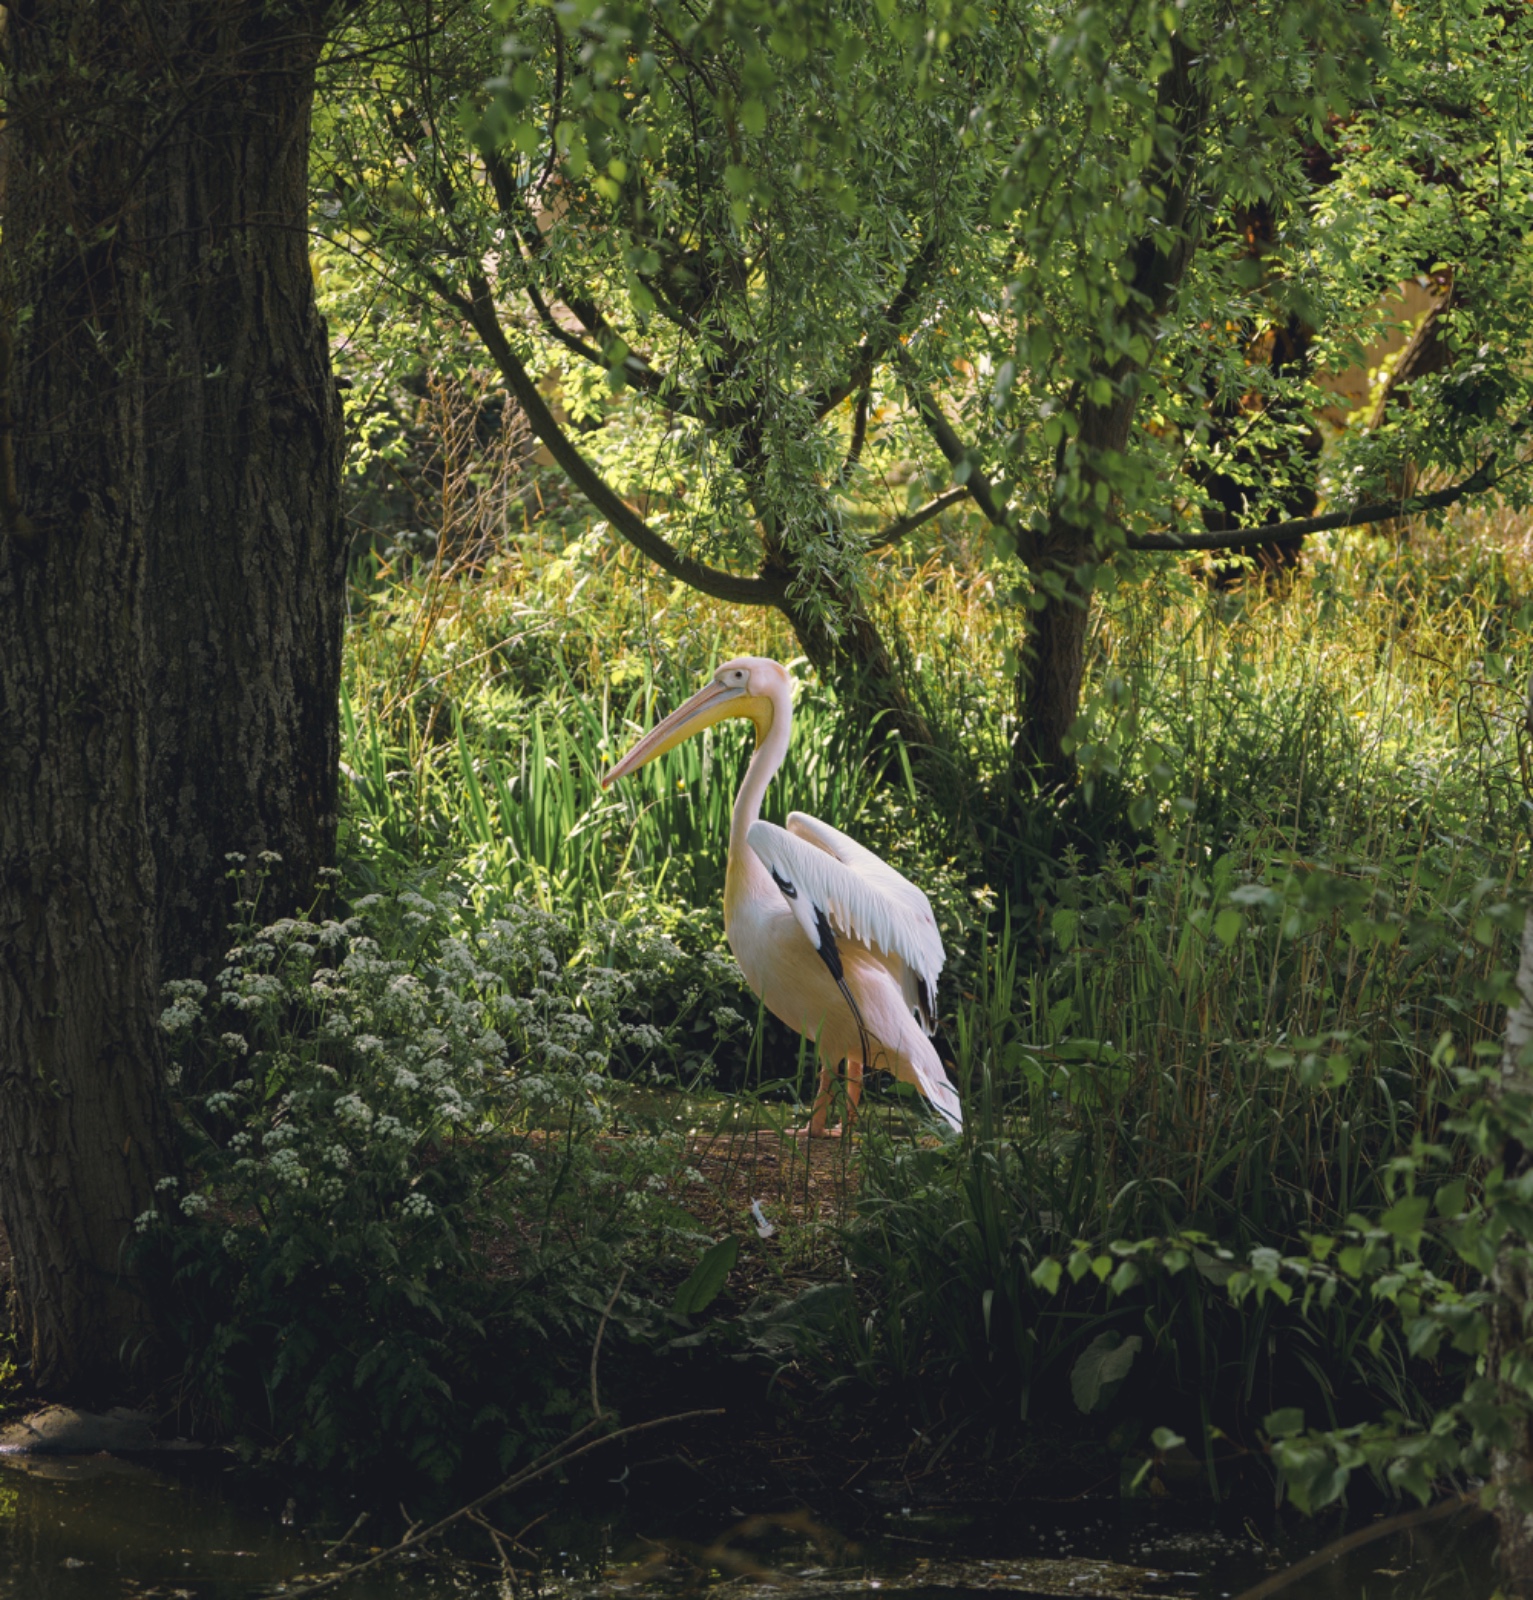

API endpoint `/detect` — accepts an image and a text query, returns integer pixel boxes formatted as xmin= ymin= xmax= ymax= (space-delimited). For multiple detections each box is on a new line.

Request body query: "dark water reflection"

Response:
xmin=0 ymin=1451 xmax=1498 ymax=1599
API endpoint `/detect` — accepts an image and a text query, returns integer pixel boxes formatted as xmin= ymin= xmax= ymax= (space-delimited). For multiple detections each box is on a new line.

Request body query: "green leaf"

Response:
xmin=672 ymin=1236 xmax=741 ymax=1316
xmin=1070 ymin=1331 xmax=1141 ymax=1414
xmin=1435 ymin=1179 xmax=1468 ymax=1219
xmin=1213 ymin=908 xmax=1242 ymax=947
xmin=1031 ymin=1257 xmax=1063 ymax=1295
xmin=1380 ymin=1196 xmax=1430 ymax=1239
xmin=1265 ymin=1407 xmax=1306 ymax=1439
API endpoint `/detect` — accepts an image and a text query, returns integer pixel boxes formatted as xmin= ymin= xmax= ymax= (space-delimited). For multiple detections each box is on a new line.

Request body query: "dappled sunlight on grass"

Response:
xmin=333 ymin=504 xmax=1533 ymax=1473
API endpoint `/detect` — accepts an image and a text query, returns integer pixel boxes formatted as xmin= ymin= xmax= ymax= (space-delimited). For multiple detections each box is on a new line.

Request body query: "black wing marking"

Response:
xmin=810 ymin=910 xmax=873 ymax=1070
xmin=811 ymin=905 xmax=841 ymax=977
xmin=914 ymin=975 xmax=935 ymax=1033
xmin=768 ymin=866 xmax=876 ymax=1070
xmin=771 ymin=845 xmax=935 ymax=1035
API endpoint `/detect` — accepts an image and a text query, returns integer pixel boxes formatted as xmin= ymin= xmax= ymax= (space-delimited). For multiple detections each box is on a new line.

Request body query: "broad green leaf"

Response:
xmin=672 ymin=1236 xmax=741 ymax=1317
xmin=1070 ymin=1332 xmax=1141 ymax=1415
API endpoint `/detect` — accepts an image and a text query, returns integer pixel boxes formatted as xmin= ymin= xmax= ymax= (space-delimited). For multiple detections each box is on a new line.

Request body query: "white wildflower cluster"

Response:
xmin=159 ymin=980 xmax=207 ymax=1035
xmin=152 ymin=882 xmax=691 ymax=1298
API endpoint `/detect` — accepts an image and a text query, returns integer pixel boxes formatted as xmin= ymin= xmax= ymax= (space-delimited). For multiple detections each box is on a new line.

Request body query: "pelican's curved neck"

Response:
xmin=730 ymin=686 xmax=791 ymax=859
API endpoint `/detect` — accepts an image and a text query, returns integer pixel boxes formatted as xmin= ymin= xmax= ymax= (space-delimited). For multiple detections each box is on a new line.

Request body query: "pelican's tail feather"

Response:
xmin=902 ymin=1026 xmax=963 ymax=1132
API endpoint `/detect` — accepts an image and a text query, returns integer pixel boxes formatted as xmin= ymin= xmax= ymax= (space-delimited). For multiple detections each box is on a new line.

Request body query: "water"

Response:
xmin=0 ymin=1450 xmax=1496 ymax=1599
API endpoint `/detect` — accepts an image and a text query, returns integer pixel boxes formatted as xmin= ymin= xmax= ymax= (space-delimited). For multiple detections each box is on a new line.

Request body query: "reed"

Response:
xmin=341 ymin=509 xmax=1533 ymax=1453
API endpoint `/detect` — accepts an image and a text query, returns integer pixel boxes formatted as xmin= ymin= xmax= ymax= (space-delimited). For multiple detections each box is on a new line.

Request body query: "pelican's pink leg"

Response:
xmin=800 ymin=1061 xmax=838 ymax=1137
xmin=844 ymin=1059 xmax=865 ymax=1128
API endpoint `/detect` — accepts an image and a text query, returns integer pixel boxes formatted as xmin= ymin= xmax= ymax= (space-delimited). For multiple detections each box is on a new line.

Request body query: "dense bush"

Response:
xmin=147 ymin=872 xmax=703 ymax=1483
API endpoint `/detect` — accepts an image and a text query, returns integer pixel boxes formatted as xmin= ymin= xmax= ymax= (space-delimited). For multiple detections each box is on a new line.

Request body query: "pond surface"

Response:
xmin=0 ymin=1450 xmax=1497 ymax=1599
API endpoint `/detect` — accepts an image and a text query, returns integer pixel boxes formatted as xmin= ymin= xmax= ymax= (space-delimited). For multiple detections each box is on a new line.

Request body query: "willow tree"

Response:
xmin=0 ymin=2 xmax=344 ymax=1396
xmin=895 ymin=0 xmax=1533 ymax=789
xmin=316 ymin=0 xmax=1027 ymax=751
xmin=324 ymin=0 xmax=1533 ymax=798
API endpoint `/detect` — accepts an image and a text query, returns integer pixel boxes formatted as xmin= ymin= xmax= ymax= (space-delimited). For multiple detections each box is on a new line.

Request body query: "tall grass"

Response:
xmin=342 ymin=529 xmax=947 ymax=929
xmin=341 ymin=509 xmax=1533 ymax=1457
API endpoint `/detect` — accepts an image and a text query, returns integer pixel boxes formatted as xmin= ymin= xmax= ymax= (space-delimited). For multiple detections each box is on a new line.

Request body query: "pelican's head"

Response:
xmin=601 ymin=656 xmax=790 ymax=788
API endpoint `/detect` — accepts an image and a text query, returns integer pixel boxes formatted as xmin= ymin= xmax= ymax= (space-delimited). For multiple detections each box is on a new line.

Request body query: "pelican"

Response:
xmin=601 ymin=657 xmax=962 ymax=1136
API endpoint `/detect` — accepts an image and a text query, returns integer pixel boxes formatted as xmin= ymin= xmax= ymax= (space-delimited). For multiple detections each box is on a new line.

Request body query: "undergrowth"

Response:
xmin=148 ymin=870 xmax=709 ymax=1485
xmin=154 ymin=489 xmax=1533 ymax=1491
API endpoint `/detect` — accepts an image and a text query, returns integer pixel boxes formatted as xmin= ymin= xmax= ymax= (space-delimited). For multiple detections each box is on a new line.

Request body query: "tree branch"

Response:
xmin=1127 ymin=459 xmax=1503 ymax=551
xmin=1230 ymin=1491 xmax=1481 ymax=1600
xmin=895 ymin=355 xmax=1036 ymax=556
xmin=810 ymin=235 xmax=941 ymax=419
xmin=456 ymin=274 xmax=786 ymax=607
xmin=285 ymin=1408 xmax=725 ymax=1598
xmin=867 ymin=488 xmax=969 ymax=549
xmin=899 ymin=376 xmax=1004 ymax=524
xmin=833 ymin=385 xmax=871 ymax=487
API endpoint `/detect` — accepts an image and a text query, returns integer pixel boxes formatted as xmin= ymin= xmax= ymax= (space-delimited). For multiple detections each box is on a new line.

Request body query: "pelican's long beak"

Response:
xmin=601 ymin=679 xmax=747 ymax=788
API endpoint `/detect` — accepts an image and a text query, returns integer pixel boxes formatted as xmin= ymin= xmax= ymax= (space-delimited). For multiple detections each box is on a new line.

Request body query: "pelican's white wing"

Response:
xmin=785 ymin=813 xmax=945 ymax=972
xmin=746 ymin=814 xmax=944 ymax=1029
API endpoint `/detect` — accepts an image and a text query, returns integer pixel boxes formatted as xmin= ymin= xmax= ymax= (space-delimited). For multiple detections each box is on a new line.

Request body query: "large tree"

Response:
xmin=323 ymin=0 xmax=1533 ymax=803
xmin=0 ymin=0 xmax=345 ymax=1397
xmin=316 ymin=0 xmax=1025 ymax=753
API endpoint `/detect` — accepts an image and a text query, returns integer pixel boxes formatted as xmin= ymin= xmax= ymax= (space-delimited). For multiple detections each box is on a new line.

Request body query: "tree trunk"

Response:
xmin=138 ymin=13 xmax=347 ymax=981
xmin=780 ymin=585 xmax=935 ymax=755
xmin=0 ymin=0 xmax=343 ymax=1397
xmin=1013 ymin=392 xmax=1136 ymax=793
xmin=1013 ymin=568 xmax=1094 ymax=794
xmin=1011 ymin=40 xmax=1203 ymax=793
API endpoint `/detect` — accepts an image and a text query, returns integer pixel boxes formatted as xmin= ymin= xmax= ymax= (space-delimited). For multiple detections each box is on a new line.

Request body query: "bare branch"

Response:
xmin=867 ymin=488 xmax=969 ymax=549
xmin=1230 ymin=1491 xmax=1481 ymax=1600
xmin=457 ymin=275 xmax=786 ymax=607
xmin=895 ymin=356 xmax=1035 ymax=556
xmin=285 ymin=1407 xmax=725 ymax=1597
xmin=1127 ymin=460 xmax=1503 ymax=552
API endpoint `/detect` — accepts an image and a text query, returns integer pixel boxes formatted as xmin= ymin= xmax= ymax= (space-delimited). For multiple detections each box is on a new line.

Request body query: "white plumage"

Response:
xmin=602 ymin=656 xmax=963 ymax=1136
xmin=746 ymin=815 xmax=943 ymax=1030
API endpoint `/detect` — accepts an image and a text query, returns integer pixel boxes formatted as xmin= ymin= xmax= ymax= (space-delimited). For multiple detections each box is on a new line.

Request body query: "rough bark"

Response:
xmin=0 ymin=0 xmax=342 ymax=1397
xmin=778 ymin=581 xmax=935 ymax=755
xmin=140 ymin=14 xmax=347 ymax=981
xmin=1015 ymin=393 xmax=1137 ymax=793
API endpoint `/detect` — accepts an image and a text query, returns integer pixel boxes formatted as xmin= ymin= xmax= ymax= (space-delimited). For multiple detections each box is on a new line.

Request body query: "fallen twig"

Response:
xmin=283 ymin=1407 xmax=724 ymax=1597
xmin=1229 ymin=1489 xmax=1484 ymax=1600
xmin=319 ymin=1510 xmax=369 ymax=1562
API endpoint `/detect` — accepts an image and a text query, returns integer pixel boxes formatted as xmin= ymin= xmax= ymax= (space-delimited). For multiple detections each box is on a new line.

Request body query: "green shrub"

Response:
xmin=818 ymin=846 xmax=1514 ymax=1479
xmin=147 ymin=870 xmax=697 ymax=1484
